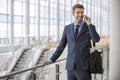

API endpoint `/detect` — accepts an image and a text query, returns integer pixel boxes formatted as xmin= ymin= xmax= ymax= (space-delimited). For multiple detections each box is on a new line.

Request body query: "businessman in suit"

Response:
xmin=44 ymin=4 xmax=100 ymax=80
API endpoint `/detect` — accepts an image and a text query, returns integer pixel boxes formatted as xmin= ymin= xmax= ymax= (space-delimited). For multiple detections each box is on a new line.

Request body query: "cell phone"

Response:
xmin=84 ymin=15 xmax=89 ymax=21
xmin=84 ymin=15 xmax=88 ymax=19
xmin=83 ymin=15 xmax=87 ymax=21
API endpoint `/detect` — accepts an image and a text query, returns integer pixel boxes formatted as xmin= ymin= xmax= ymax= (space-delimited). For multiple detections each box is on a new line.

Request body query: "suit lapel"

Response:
xmin=69 ymin=23 xmax=76 ymax=41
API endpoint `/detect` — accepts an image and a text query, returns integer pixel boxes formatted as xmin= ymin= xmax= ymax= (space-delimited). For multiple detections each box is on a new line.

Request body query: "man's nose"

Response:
xmin=78 ymin=13 xmax=82 ymax=16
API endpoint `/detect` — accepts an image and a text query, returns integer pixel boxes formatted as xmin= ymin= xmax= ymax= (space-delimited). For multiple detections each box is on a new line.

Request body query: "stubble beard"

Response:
xmin=75 ymin=16 xmax=83 ymax=24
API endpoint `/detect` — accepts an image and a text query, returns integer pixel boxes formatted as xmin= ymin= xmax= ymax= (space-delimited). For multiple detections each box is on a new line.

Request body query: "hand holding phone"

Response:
xmin=84 ymin=15 xmax=91 ymax=25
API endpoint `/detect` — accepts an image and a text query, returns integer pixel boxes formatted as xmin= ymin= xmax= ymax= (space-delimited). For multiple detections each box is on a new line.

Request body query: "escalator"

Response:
xmin=19 ymin=47 xmax=52 ymax=80
xmin=12 ymin=49 xmax=32 ymax=71
xmin=37 ymin=49 xmax=51 ymax=64
xmin=35 ymin=48 xmax=55 ymax=80
xmin=35 ymin=47 xmax=67 ymax=80
xmin=7 ymin=48 xmax=36 ymax=80
xmin=5 ymin=45 xmax=66 ymax=80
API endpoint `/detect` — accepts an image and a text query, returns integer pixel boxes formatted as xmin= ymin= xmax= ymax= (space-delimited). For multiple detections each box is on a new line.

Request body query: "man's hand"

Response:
xmin=43 ymin=60 xmax=52 ymax=65
xmin=84 ymin=15 xmax=91 ymax=25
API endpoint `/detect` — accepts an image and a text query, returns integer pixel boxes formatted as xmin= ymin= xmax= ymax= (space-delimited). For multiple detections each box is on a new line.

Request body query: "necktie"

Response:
xmin=75 ymin=25 xmax=79 ymax=39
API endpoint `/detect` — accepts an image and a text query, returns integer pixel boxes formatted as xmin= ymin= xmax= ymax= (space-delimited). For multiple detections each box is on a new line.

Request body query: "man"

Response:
xmin=44 ymin=4 xmax=100 ymax=80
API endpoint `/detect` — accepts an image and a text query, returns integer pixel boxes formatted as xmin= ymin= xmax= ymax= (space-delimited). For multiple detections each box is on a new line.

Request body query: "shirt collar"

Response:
xmin=74 ymin=21 xmax=84 ymax=28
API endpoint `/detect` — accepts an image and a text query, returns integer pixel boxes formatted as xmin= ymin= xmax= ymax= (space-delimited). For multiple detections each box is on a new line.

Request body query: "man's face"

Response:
xmin=73 ymin=8 xmax=84 ymax=24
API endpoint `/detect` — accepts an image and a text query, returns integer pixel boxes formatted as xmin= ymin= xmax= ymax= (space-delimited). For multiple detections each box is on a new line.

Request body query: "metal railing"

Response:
xmin=0 ymin=58 xmax=66 ymax=79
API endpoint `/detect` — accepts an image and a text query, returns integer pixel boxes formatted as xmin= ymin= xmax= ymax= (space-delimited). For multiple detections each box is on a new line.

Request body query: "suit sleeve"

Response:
xmin=88 ymin=24 xmax=100 ymax=42
xmin=50 ymin=27 xmax=67 ymax=62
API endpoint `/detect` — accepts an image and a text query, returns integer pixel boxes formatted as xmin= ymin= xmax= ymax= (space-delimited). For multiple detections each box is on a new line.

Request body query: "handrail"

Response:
xmin=0 ymin=58 xmax=66 ymax=79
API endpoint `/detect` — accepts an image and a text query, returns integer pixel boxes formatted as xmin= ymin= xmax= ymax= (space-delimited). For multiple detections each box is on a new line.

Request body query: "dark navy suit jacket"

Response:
xmin=50 ymin=22 xmax=100 ymax=71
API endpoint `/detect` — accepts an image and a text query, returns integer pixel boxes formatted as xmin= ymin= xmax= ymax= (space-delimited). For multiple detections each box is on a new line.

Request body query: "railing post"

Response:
xmin=107 ymin=48 xmax=109 ymax=80
xmin=30 ymin=71 xmax=36 ymax=80
xmin=101 ymin=51 xmax=104 ymax=80
xmin=56 ymin=64 xmax=60 ymax=80
xmin=94 ymin=74 xmax=97 ymax=80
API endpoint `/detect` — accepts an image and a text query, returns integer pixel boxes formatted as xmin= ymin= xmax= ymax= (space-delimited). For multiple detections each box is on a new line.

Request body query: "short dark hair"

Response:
xmin=72 ymin=4 xmax=84 ymax=13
